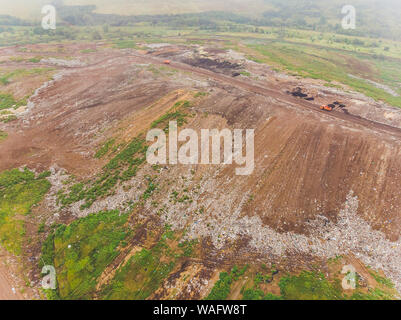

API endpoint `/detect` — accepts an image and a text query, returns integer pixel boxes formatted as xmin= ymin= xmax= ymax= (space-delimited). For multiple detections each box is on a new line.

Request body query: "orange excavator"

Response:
xmin=163 ymin=60 xmax=171 ymax=65
xmin=320 ymin=105 xmax=333 ymax=112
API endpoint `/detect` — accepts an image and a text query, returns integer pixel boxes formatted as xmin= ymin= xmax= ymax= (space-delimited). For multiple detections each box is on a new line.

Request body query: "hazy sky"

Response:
xmin=0 ymin=0 xmax=398 ymax=19
xmin=0 ymin=0 xmax=269 ymax=18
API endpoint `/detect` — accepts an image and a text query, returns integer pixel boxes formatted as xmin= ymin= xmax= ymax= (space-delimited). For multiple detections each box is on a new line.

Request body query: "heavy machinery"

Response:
xmin=163 ymin=60 xmax=171 ymax=65
xmin=320 ymin=105 xmax=333 ymax=111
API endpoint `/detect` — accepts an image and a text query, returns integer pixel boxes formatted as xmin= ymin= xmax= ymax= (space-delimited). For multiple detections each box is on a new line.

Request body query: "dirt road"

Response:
xmin=128 ymin=52 xmax=401 ymax=138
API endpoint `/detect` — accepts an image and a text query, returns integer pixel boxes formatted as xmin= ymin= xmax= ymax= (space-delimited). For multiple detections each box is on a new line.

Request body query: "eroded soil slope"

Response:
xmin=0 ymin=42 xmax=400 ymax=298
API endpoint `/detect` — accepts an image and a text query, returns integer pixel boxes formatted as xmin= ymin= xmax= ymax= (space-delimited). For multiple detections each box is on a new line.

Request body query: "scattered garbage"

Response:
xmin=288 ymin=87 xmax=308 ymax=98
xmin=41 ymin=58 xmax=86 ymax=68
xmin=287 ymin=87 xmax=314 ymax=101
xmin=183 ymin=57 xmax=241 ymax=75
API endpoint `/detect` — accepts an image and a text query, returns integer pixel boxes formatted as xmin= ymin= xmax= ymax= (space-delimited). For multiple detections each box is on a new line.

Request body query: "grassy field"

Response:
xmin=209 ymin=28 xmax=401 ymax=108
xmin=206 ymin=265 xmax=397 ymax=300
xmin=40 ymin=214 xmax=398 ymax=300
xmin=0 ymin=168 xmax=50 ymax=255
xmin=100 ymin=226 xmax=197 ymax=300
xmin=0 ymin=68 xmax=54 ymax=112
xmin=221 ymin=28 xmax=401 ymax=59
xmin=241 ymin=41 xmax=401 ymax=107
xmin=41 ymin=218 xmax=198 ymax=300
xmin=2 ymin=23 xmax=400 ymax=108
xmin=40 ymin=210 xmax=130 ymax=300
xmin=0 ymin=93 xmax=28 ymax=110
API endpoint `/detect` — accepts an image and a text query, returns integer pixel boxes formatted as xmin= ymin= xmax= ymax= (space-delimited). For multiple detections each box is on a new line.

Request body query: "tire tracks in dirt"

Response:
xmin=0 ymin=264 xmax=23 ymax=300
xmin=126 ymin=52 xmax=401 ymax=139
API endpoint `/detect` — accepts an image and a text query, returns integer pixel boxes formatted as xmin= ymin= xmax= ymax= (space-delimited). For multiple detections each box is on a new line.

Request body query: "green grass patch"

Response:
xmin=241 ymin=267 xmax=396 ymax=300
xmin=0 ymin=115 xmax=17 ymax=123
xmin=248 ymin=41 xmax=401 ymax=108
xmin=0 ymin=168 xmax=51 ymax=255
xmin=28 ymin=56 xmax=43 ymax=63
xmin=369 ymin=270 xmax=395 ymax=289
xmin=240 ymin=265 xmax=281 ymax=300
xmin=0 ymin=93 xmax=27 ymax=110
xmin=113 ymin=40 xmax=140 ymax=49
xmin=41 ymin=210 xmax=129 ymax=300
xmin=81 ymin=49 xmax=97 ymax=54
xmin=242 ymin=289 xmax=282 ymax=300
xmin=101 ymin=247 xmax=174 ymax=300
xmin=0 ymin=68 xmax=53 ymax=87
xmin=95 ymin=138 xmax=115 ymax=159
xmin=194 ymin=91 xmax=208 ymax=98
xmin=150 ymin=100 xmax=190 ymax=132
xmin=100 ymin=226 xmax=194 ymax=300
xmin=0 ymin=130 xmax=7 ymax=142
xmin=206 ymin=265 xmax=248 ymax=300
xmin=206 ymin=272 xmax=232 ymax=300
xmin=0 ymin=76 xmax=9 ymax=85
xmin=142 ymin=176 xmax=158 ymax=200
xmin=349 ymin=288 xmax=395 ymax=300
xmin=279 ymin=271 xmax=344 ymax=300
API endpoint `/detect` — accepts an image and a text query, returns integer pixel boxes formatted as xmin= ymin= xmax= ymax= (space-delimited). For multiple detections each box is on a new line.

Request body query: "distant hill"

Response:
xmin=1 ymin=0 xmax=400 ymax=40
xmin=2 ymin=0 xmax=400 ymax=19
xmin=0 ymin=0 xmax=270 ymax=19
xmin=75 ymin=0 xmax=272 ymax=17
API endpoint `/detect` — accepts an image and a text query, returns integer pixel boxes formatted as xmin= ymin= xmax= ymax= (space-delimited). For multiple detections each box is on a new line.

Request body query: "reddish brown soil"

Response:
xmin=126 ymin=52 xmax=401 ymax=240
xmin=1 ymin=44 xmax=401 ymax=299
xmin=0 ymin=266 xmax=22 ymax=300
xmin=1 ymin=44 xmax=401 ymax=242
xmin=0 ymin=50 xmax=179 ymax=176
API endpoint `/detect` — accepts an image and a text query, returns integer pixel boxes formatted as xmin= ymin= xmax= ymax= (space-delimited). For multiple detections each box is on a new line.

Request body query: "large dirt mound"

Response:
xmin=1 ymin=43 xmax=401 ymax=295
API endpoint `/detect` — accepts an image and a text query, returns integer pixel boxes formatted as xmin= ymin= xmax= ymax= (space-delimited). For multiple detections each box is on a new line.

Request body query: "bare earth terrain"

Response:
xmin=0 ymin=42 xmax=401 ymax=298
xmin=0 ymin=267 xmax=21 ymax=299
xmin=0 ymin=248 xmax=23 ymax=300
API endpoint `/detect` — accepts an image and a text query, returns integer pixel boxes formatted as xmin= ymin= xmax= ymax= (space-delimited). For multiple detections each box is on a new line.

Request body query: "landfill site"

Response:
xmin=1 ymin=41 xmax=401 ymax=299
